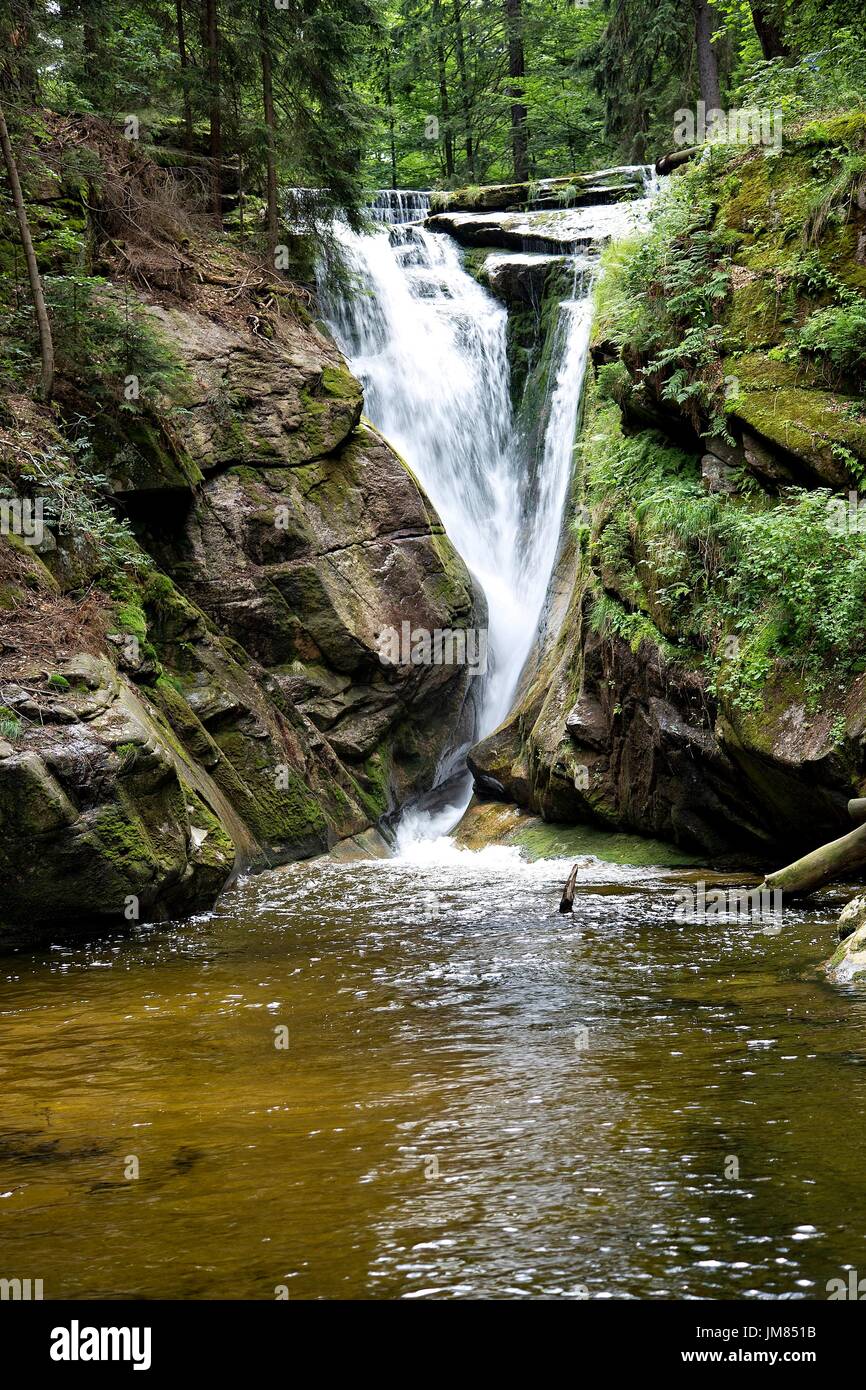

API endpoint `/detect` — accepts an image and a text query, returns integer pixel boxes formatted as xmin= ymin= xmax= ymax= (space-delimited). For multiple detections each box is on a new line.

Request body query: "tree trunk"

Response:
xmin=3 ymin=0 xmax=39 ymax=95
xmin=0 ymin=99 xmax=53 ymax=400
xmin=205 ymin=0 xmax=221 ymax=224
xmin=693 ymin=0 xmax=722 ymax=111
xmin=763 ymin=818 xmax=866 ymax=898
xmin=452 ymin=0 xmax=475 ymax=178
xmin=748 ymin=3 xmax=789 ymax=60
xmin=432 ymin=0 xmax=454 ymax=179
xmin=656 ymin=146 xmax=699 ymax=175
xmin=258 ymin=0 xmax=278 ymax=263
xmin=381 ymin=40 xmax=398 ymax=191
xmin=176 ymin=0 xmax=193 ymax=152
xmin=505 ymin=0 xmax=528 ymax=183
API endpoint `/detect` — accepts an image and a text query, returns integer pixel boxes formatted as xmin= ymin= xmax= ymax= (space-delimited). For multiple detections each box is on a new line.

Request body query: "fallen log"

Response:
xmin=762 ymin=818 xmax=866 ymax=898
xmin=655 ymin=146 xmax=699 ymax=176
xmin=559 ymin=864 xmax=579 ymax=914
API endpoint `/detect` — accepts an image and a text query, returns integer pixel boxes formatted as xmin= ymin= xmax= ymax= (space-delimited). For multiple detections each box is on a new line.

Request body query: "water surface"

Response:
xmin=0 ymin=844 xmax=862 ymax=1300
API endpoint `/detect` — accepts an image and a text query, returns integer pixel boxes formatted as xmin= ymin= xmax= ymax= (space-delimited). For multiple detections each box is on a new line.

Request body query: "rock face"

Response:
xmin=481 ymin=252 xmax=570 ymax=308
xmin=469 ymin=591 xmax=854 ymax=863
xmin=426 ymin=209 xmax=596 ymax=255
xmin=469 ymin=123 xmax=866 ymax=868
xmin=0 ymin=655 xmax=237 ymax=924
xmin=0 ymin=166 xmax=480 ymax=928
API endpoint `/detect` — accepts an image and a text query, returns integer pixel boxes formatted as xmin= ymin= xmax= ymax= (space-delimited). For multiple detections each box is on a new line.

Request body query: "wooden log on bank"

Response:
xmin=655 ymin=146 xmax=699 ymax=176
xmin=559 ymin=864 xmax=579 ymax=914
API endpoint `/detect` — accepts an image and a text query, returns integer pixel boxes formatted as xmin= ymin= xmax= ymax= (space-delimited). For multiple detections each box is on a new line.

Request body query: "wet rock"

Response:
xmin=426 ymin=211 xmax=595 ymax=256
xmin=0 ymin=671 xmax=235 ymax=927
xmin=482 ymin=253 xmax=570 ymax=308
xmin=1 ymin=296 xmax=482 ymax=929
xmin=470 ymin=579 xmax=850 ymax=863
xmin=826 ymin=896 xmax=866 ymax=983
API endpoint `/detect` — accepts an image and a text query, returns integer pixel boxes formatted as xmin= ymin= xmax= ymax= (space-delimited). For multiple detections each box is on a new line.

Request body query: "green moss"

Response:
xmin=725 ymin=278 xmax=789 ymax=350
xmin=91 ymin=803 xmax=156 ymax=878
xmin=350 ymin=749 xmax=392 ymax=820
xmin=180 ymin=785 xmax=236 ymax=869
xmin=799 ymin=112 xmax=866 ymax=149
xmin=111 ymin=599 xmax=148 ymax=641
xmin=734 ymin=386 xmax=866 ymax=478
xmin=459 ymin=246 xmax=499 ymax=282
xmin=321 ymin=364 xmax=361 ymax=400
xmin=213 ymin=727 xmax=328 ymax=845
xmin=109 ymin=413 xmax=204 ymax=492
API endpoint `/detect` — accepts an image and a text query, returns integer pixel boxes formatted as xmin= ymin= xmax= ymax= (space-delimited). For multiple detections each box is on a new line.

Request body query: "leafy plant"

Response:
xmin=796 ymin=302 xmax=866 ymax=381
xmin=583 ymin=400 xmax=866 ymax=712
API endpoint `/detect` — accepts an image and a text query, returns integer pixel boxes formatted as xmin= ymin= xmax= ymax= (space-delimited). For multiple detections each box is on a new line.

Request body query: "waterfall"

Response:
xmin=317 ymin=173 xmax=658 ymax=843
xmin=368 ymin=190 xmax=431 ymax=224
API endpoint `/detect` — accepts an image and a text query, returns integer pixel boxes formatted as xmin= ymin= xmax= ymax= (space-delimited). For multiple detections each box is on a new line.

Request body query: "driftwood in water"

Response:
xmin=762 ymin=804 xmax=866 ymax=899
xmin=559 ymin=864 xmax=579 ymax=913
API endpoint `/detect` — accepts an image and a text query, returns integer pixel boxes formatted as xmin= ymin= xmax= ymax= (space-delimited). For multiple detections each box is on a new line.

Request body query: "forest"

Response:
xmin=3 ymin=3 xmax=862 ymax=225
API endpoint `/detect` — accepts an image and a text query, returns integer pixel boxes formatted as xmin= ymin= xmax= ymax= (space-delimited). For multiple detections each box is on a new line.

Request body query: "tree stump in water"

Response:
xmin=559 ymin=864 xmax=579 ymax=913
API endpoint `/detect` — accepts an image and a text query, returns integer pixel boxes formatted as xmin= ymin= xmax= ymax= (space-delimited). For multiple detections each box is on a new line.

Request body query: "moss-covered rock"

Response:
xmin=0 ymin=657 xmax=235 ymax=925
xmin=0 ymin=129 xmax=483 ymax=930
xmin=470 ymin=128 xmax=866 ymax=868
xmin=826 ymin=894 xmax=866 ymax=983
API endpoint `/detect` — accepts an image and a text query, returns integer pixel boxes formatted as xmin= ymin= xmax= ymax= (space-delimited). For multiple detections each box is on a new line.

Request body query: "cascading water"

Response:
xmin=318 ymin=171 xmax=658 ymax=843
xmin=320 ymin=226 xmax=528 ymax=740
xmin=368 ymin=189 xmax=432 ymax=224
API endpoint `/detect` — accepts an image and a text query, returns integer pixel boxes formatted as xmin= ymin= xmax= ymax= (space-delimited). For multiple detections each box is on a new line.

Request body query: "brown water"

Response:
xmin=1 ymin=841 xmax=864 ymax=1301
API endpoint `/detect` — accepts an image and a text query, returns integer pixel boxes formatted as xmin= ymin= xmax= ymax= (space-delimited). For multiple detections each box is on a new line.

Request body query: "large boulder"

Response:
xmin=0 ymin=656 xmax=235 ymax=925
xmin=0 ymin=234 xmax=481 ymax=930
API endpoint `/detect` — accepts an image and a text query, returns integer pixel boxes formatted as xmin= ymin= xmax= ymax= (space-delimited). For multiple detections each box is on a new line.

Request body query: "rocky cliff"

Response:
xmin=0 ymin=122 xmax=480 ymax=927
xmin=469 ymin=116 xmax=866 ymax=869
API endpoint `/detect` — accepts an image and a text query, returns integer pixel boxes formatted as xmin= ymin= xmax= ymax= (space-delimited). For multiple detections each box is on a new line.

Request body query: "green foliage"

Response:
xmin=796 ymin=302 xmax=866 ymax=381
xmin=734 ymin=29 xmax=865 ymax=122
xmin=594 ymin=162 xmax=737 ymax=438
xmin=595 ymin=359 xmax=632 ymax=407
xmin=17 ymin=430 xmax=149 ymax=574
xmin=0 ymin=709 xmax=23 ymax=741
xmin=583 ymin=400 xmax=866 ymax=712
xmin=0 ymin=270 xmax=184 ymax=406
xmin=588 ymin=0 xmax=694 ymax=163
xmin=363 ymin=0 xmax=610 ymax=189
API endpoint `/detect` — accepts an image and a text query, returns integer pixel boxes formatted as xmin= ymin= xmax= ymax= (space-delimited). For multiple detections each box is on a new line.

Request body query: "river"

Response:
xmin=0 ymin=846 xmax=861 ymax=1299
